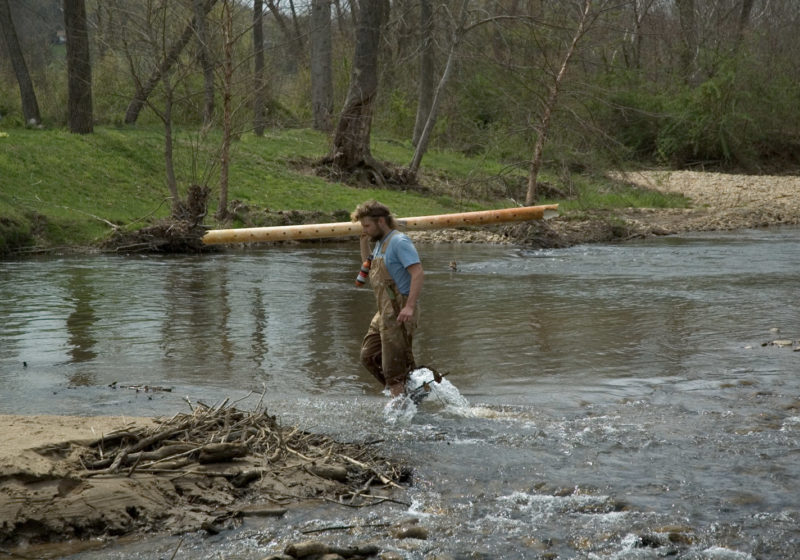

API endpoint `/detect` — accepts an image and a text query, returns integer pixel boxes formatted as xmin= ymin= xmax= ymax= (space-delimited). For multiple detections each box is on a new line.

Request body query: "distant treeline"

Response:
xmin=1 ymin=0 xmax=799 ymax=172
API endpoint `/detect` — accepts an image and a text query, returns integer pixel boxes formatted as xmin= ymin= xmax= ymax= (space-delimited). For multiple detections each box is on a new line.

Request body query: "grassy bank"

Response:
xmin=0 ymin=126 xmax=687 ymax=255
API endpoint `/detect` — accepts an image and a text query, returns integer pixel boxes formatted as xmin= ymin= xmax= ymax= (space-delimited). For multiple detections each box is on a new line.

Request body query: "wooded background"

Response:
xmin=2 ymin=0 xmax=799 ymax=186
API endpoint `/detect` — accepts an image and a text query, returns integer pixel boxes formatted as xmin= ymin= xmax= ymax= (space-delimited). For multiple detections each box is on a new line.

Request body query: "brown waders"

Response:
xmin=360 ymin=232 xmax=419 ymax=390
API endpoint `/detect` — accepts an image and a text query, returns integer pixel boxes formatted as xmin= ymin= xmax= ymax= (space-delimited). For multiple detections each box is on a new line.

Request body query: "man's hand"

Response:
xmin=397 ymin=304 xmax=415 ymax=323
xmin=398 ymin=263 xmax=423 ymax=324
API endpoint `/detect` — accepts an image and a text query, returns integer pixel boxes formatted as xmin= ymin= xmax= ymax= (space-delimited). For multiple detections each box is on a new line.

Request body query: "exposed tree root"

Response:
xmin=316 ymin=156 xmax=422 ymax=191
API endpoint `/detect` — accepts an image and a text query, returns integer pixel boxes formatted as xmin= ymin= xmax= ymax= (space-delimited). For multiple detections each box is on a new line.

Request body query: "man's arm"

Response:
xmin=359 ymin=233 xmax=371 ymax=262
xmin=397 ymin=263 xmax=423 ymax=323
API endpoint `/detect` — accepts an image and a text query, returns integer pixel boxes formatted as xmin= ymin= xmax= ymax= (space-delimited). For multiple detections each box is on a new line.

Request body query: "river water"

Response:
xmin=1 ymin=228 xmax=799 ymax=559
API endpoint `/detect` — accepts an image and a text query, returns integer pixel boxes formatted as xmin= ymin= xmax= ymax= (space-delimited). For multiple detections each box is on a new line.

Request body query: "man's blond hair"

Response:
xmin=351 ymin=200 xmax=396 ymax=229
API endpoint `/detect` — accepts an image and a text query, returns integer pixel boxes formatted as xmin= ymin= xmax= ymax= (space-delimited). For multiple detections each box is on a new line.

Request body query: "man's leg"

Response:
xmin=381 ymin=322 xmax=414 ymax=397
xmin=360 ymin=313 xmax=385 ymax=386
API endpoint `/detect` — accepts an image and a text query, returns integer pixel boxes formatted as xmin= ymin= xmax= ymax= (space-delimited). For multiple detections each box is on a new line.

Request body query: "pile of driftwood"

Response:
xmin=102 ymin=184 xmax=212 ymax=254
xmin=79 ymin=398 xmax=409 ymax=507
xmin=102 ymin=218 xmax=210 ymax=253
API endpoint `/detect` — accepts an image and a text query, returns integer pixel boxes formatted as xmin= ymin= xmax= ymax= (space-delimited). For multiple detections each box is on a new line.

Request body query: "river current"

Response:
xmin=1 ymin=227 xmax=799 ymax=559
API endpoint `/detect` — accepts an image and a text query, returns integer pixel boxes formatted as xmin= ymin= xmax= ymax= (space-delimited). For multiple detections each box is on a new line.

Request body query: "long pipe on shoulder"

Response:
xmin=202 ymin=204 xmax=559 ymax=245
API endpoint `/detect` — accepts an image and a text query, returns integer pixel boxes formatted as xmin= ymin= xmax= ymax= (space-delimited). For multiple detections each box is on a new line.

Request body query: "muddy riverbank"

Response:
xmin=0 ymin=403 xmax=410 ymax=554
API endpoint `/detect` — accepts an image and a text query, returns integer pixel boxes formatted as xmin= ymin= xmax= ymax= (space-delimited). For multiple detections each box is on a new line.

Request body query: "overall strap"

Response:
xmin=377 ymin=230 xmax=398 ymax=256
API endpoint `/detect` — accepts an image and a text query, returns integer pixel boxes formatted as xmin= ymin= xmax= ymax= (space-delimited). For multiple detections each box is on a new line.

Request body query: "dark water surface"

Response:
xmin=1 ymin=227 xmax=799 ymax=559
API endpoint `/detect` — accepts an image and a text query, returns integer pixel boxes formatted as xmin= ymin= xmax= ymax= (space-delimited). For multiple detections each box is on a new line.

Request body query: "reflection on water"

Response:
xmin=249 ymin=287 xmax=267 ymax=368
xmin=64 ymin=266 xmax=98 ymax=386
xmin=0 ymin=250 xmax=379 ymax=408
xmin=1 ymin=228 xmax=800 ymax=558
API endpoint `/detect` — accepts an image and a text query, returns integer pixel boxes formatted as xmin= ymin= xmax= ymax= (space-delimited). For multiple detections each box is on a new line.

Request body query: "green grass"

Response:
xmin=552 ymin=174 xmax=687 ymax=212
xmin=0 ymin=125 xmax=687 ymax=254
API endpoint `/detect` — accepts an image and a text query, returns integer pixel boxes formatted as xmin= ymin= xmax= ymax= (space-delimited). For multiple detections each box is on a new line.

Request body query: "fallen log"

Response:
xmin=198 ymin=442 xmax=248 ymax=464
xmin=307 ymin=464 xmax=349 ymax=482
xmin=202 ymin=204 xmax=559 ymax=245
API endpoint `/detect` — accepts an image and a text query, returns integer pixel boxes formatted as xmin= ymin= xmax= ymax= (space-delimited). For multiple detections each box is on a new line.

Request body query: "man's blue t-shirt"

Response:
xmin=372 ymin=231 xmax=420 ymax=295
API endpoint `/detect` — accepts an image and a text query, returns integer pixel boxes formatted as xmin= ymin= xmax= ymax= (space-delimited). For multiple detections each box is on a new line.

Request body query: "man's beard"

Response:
xmin=370 ymin=233 xmax=383 ymax=242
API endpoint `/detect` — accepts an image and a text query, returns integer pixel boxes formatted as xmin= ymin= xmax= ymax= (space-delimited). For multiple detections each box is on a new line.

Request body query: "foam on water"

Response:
xmin=696 ymin=547 xmax=755 ymax=560
xmin=497 ymin=490 xmax=617 ymax=517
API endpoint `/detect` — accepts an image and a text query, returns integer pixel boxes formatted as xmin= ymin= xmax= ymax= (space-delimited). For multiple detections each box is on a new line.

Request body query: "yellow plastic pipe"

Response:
xmin=202 ymin=204 xmax=559 ymax=245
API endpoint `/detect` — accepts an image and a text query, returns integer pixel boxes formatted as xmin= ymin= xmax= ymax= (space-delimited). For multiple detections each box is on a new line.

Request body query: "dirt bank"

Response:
xmin=0 ymin=404 xmax=408 ymax=553
xmin=410 ymin=171 xmax=800 ymax=247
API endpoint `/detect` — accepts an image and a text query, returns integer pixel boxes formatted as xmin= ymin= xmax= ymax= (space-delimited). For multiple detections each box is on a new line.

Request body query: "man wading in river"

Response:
xmin=352 ymin=201 xmax=424 ymax=398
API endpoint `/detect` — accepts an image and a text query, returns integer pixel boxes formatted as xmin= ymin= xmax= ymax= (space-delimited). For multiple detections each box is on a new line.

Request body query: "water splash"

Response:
xmin=382 ymin=368 xmax=471 ymax=424
xmin=409 ymin=368 xmax=470 ymax=409
xmin=382 ymin=393 xmax=417 ymax=425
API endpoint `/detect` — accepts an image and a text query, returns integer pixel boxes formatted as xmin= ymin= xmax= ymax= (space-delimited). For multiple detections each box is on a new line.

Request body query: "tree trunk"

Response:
xmin=288 ymin=0 xmax=305 ymax=54
xmin=332 ymin=0 xmax=349 ymax=38
xmin=329 ymin=0 xmax=389 ymax=171
xmin=253 ymin=0 xmax=267 ymax=136
xmin=411 ymin=0 xmax=434 ymax=147
xmin=525 ymin=0 xmax=593 ymax=206
xmin=64 ymin=0 xmax=93 ymax=134
xmin=217 ymin=0 xmax=234 ymax=221
xmin=675 ymin=0 xmax=696 ymax=84
xmin=347 ymin=0 xmax=359 ymax=32
xmin=627 ymin=0 xmax=654 ymax=70
xmin=193 ymin=0 xmax=215 ymax=126
xmin=734 ymin=0 xmax=755 ymax=54
xmin=265 ymin=0 xmax=292 ymax=47
xmin=409 ymin=0 xmax=469 ymax=175
xmin=266 ymin=0 xmax=305 ymax=65
xmin=124 ymin=0 xmax=218 ymax=125
xmin=162 ymin=75 xmax=181 ymax=218
xmin=0 ymin=0 xmax=41 ymax=125
xmin=311 ymin=0 xmax=333 ymax=132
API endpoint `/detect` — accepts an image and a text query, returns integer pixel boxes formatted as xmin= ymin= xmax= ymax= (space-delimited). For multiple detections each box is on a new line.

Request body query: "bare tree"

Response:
xmin=253 ymin=0 xmax=267 ymax=136
xmin=0 ymin=0 xmax=41 ymax=125
xmin=327 ymin=0 xmax=389 ymax=174
xmin=266 ymin=0 xmax=305 ymax=65
xmin=332 ymin=0 xmax=350 ymax=38
xmin=625 ymin=0 xmax=656 ymax=69
xmin=124 ymin=0 xmax=218 ymax=125
xmin=217 ymin=0 xmax=235 ymax=221
xmin=734 ymin=0 xmax=755 ymax=54
xmin=525 ymin=0 xmax=594 ymax=205
xmin=346 ymin=0 xmax=359 ymax=32
xmin=409 ymin=1 xmax=526 ymax=176
xmin=193 ymin=0 xmax=215 ymax=126
xmin=675 ymin=0 xmax=696 ymax=83
xmin=311 ymin=0 xmax=333 ymax=132
xmin=409 ymin=0 xmax=469 ymax=176
xmin=411 ymin=0 xmax=435 ymax=147
xmin=113 ymin=1 xmax=209 ymax=219
xmin=64 ymin=0 xmax=93 ymax=133
xmin=162 ymin=73 xmax=179 ymax=211
xmin=288 ymin=0 xmax=305 ymax=53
